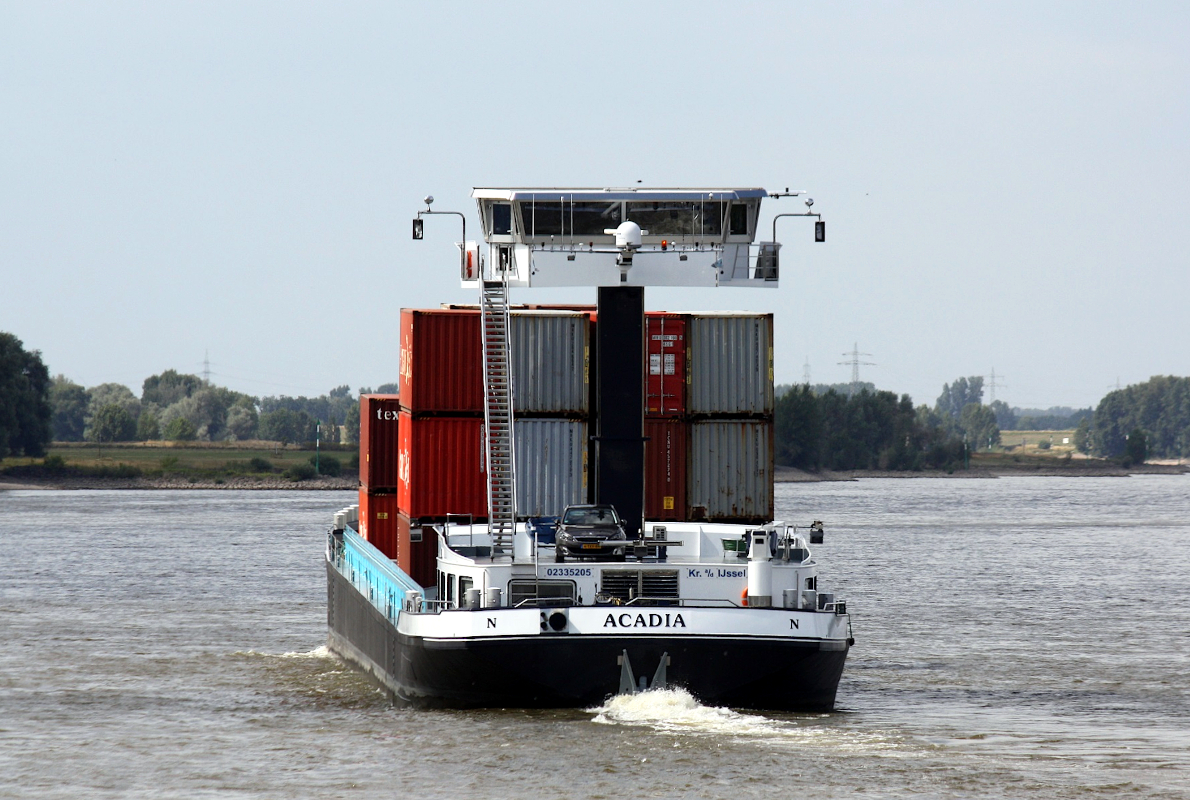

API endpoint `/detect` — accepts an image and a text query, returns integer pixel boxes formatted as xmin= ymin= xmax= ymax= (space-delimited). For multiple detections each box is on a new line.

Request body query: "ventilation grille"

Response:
xmin=599 ymin=570 xmax=680 ymax=604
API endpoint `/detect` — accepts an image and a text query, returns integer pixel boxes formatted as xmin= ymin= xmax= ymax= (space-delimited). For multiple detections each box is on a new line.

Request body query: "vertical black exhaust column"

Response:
xmin=594 ymin=286 xmax=645 ymax=539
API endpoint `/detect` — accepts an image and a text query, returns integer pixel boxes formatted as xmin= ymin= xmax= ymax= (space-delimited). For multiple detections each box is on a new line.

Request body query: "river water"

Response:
xmin=1 ymin=477 xmax=1188 ymax=799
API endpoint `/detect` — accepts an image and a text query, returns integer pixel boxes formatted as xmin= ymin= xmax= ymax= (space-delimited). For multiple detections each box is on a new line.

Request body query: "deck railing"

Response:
xmin=327 ymin=528 xmax=423 ymax=625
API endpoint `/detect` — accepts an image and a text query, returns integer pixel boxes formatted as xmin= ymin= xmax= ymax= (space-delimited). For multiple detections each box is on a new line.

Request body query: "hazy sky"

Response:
xmin=4 ymin=2 xmax=1187 ymax=410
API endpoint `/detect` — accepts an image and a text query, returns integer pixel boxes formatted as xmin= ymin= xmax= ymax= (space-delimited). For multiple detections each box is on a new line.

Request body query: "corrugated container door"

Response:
xmin=511 ymin=312 xmax=590 ymax=415
xmin=399 ymin=309 xmax=484 ymax=414
xmin=689 ymin=420 xmax=773 ymax=522
xmin=514 ymin=418 xmax=587 ymax=517
xmin=360 ymin=491 xmax=402 ymax=563
xmin=644 ymin=418 xmax=688 ymax=521
xmin=358 ymin=488 xmax=369 ymax=541
xmin=688 ymin=313 xmax=774 ymax=416
xmin=359 ymin=394 xmax=401 ymax=492
xmin=645 ymin=313 xmax=686 ymax=417
xmin=397 ymin=411 xmax=487 ymax=520
xmin=400 ymin=513 xmax=438 ymax=589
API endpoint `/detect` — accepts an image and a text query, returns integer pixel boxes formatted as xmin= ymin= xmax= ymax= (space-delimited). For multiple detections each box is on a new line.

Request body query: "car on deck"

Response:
xmin=554 ymin=504 xmax=628 ymax=562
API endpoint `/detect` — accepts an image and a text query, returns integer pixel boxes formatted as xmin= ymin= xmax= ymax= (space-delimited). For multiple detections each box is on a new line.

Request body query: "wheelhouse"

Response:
xmin=465 ymin=187 xmax=780 ymax=289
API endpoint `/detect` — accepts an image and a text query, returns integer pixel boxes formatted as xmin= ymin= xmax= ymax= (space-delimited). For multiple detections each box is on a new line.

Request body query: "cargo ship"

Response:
xmin=325 ymin=187 xmax=853 ymax=710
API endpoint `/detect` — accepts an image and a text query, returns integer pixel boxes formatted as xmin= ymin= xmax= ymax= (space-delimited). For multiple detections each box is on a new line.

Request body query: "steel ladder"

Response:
xmin=480 ymin=277 xmax=516 ymax=557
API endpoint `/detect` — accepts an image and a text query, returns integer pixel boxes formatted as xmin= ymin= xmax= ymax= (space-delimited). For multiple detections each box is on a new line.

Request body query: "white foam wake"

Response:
xmin=231 ymin=645 xmax=337 ymax=660
xmin=277 ymin=645 xmax=335 ymax=660
xmin=591 ymin=687 xmax=786 ymax=736
xmin=590 ymin=688 xmax=900 ymax=753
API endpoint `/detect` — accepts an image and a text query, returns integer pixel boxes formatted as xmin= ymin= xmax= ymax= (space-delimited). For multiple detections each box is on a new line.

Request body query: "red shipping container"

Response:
xmin=645 ymin=313 xmax=687 ymax=417
xmin=644 ymin=418 xmax=688 ymax=521
xmin=399 ymin=309 xmax=484 ymax=414
xmin=397 ymin=411 xmax=488 ymax=520
xmin=359 ymin=394 xmax=401 ymax=491
xmin=359 ymin=490 xmax=404 ymax=567
xmin=399 ymin=513 xmax=438 ymax=589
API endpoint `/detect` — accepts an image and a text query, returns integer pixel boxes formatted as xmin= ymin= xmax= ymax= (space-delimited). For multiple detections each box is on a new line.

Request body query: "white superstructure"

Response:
xmin=463 ymin=188 xmax=781 ymax=288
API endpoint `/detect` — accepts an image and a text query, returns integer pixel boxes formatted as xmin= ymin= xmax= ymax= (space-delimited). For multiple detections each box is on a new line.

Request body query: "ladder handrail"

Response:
xmin=480 ymin=274 xmax=517 ymax=558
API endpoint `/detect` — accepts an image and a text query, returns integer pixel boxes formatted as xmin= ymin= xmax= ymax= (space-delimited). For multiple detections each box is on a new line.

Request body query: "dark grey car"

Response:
xmin=554 ymin=504 xmax=627 ymax=562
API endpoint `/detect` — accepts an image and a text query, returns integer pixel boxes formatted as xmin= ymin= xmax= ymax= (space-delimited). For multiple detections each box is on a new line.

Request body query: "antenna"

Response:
xmin=802 ymin=357 xmax=812 ymax=386
xmin=987 ymin=367 xmax=1006 ymax=404
xmin=837 ymin=343 xmax=875 ymax=398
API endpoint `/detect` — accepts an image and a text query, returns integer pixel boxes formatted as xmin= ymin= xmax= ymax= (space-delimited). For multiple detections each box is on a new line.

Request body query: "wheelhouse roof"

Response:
xmin=472 ymin=187 xmax=769 ymax=202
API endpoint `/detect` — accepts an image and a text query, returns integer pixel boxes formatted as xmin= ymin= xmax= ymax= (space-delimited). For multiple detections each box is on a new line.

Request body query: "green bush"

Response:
xmin=249 ymin=456 xmax=274 ymax=472
xmin=285 ymin=462 xmax=317 ymax=481
xmin=82 ymin=463 xmax=142 ymax=479
xmin=310 ymin=455 xmax=341 ymax=477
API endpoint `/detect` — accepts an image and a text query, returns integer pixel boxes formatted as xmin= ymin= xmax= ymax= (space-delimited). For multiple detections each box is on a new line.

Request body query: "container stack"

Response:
xmin=357 ymin=394 xmax=402 ymax=563
xmin=397 ymin=309 xmax=487 ymax=585
xmin=642 ymin=312 xmax=775 ymax=523
xmin=356 ymin=306 xmax=774 ymax=577
xmin=644 ymin=312 xmax=688 ymax=521
xmin=510 ymin=311 xmax=591 ymax=519
xmin=685 ymin=312 xmax=775 ymax=523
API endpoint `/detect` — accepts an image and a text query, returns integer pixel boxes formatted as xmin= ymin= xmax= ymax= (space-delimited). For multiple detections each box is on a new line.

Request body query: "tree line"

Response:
xmin=1088 ymin=376 xmax=1190 ymax=461
xmin=775 ymin=376 xmax=1001 ymax=471
xmin=45 ymin=368 xmax=399 ymax=446
xmin=0 ymin=333 xmax=52 ymax=459
xmin=5 ymin=328 xmax=1188 ymax=466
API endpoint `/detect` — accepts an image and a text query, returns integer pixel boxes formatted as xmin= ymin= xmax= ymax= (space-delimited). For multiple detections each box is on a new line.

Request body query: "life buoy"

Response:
xmin=741 ymin=588 xmax=748 ymax=607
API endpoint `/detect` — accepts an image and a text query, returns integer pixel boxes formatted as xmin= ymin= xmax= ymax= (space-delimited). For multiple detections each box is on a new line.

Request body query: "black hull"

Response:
xmin=327 ymin=562 xmax=847 ymax=712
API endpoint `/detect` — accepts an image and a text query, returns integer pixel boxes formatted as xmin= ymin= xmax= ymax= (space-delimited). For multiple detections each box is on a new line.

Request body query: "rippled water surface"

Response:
xmin=2 ymin=479 xmax=1188 ymax=799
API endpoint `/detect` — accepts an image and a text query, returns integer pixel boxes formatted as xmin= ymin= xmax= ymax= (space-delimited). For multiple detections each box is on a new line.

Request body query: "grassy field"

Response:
xmin=1 ymin=441 xmax=358 ymax=480
xmin=997 ymin=429 xmax=1078 ymax=454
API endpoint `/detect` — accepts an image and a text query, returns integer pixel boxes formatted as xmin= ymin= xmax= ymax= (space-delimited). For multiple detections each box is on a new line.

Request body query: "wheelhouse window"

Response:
xmin=626 ymin=201 xmax=723 ymax=237
xmin=518 ymin=201 xmax=621 ymax=238
xmin=490 ymin=203 xmax=512 ymax=236
xmin=729 ymin=203 xmax=749 ymax=236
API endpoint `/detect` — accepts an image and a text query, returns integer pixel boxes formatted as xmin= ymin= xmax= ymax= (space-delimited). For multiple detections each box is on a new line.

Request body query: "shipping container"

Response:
xmin=359 ymin=490 xmax=403 ymax=565
xmin=645 ymin=313 xmax=686 ymax=417
xmin=688 ymin=419 xmax=773 ymax=522
xmin=511 ymin=311 xmax=589 ymax=415
xmin=514 ymin=418 xmax=588 ymax=518
xmin=399 ymin=309 xmax=484 ymax=414
xmin=398 ymin=513 xmax=439 ymax=588
xmin=397 ymin=412 xmax=487 ymax=520
xmin=687 ymin=313 xmax=774 ymax=416
xmin=359 ymin=394 xmax=401 ymax=491
xmin=644 ymin=418 xmax=688 ymax=521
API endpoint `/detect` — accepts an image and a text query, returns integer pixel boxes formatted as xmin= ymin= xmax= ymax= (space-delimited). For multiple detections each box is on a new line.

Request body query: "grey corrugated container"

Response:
xmin=689 ymin=420 xmax=773 ymax=522
xmin=687 ymin=313 xmax=773 ymax=415
xmin=515 ymin=418 xmax=588 ymax=518
xmin=511 ymin=311 xmax=590 ymax=415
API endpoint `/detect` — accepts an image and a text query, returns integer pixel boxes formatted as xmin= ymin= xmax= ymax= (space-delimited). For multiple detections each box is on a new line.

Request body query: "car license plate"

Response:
xmin=581 ymin=543 xmax=601 ymax=550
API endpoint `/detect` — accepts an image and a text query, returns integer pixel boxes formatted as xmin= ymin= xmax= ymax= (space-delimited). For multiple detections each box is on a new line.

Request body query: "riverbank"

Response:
xmin=6 ymin=463 xmax=1185 ymax=491
xmin=775 ymin=459 xmax=1188 ymax=482
xmin=0 ymin=475 xmax=357 ymax=491
xmin=0 ymin=443 xmax=358 ymax=491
